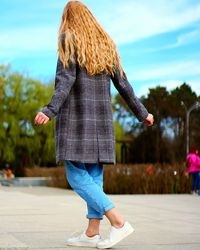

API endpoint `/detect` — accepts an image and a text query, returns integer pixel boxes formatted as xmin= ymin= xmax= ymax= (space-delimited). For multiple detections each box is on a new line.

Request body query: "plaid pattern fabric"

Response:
xmin=41 ymin=58 xmax=148 ymax=164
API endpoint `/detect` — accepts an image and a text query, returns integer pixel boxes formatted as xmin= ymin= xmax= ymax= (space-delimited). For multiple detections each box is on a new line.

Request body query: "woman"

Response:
xmin=187 ymin=146 xmax=200 ymax=195
xmin=34 ymin=0 xmax=154 ymax=248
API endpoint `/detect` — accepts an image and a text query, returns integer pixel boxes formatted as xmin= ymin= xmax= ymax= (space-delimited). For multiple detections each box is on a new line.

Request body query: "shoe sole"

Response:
xmin=66 ymin=241 xmax=98 ymax=248
xmin=97 ymin=226 xmax=135 ymax=249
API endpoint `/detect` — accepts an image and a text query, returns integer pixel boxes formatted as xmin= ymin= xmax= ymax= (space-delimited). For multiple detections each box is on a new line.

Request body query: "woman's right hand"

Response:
xmin=34 ymin=112 xmax=50 ymax=126
xmin=144 ymin=113 xmax=154 ymax=127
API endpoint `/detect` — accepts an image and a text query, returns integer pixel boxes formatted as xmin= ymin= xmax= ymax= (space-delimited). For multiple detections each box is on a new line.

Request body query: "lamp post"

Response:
xmin=181 ymin=101 xmax=200 ymax=155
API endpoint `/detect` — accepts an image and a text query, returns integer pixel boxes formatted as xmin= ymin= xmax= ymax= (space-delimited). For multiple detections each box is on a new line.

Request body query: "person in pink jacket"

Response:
xmin=187 ymin=146 xmax=200 ymax=195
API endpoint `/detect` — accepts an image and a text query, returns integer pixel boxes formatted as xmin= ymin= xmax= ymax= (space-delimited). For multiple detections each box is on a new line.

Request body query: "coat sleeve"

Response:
xmin=195 ymin=155 xmax=200 ymax=167
xmin=111 ymin=68 xmax=149 ymax=122
xmin=40 ymin=57 xmax=76 ymax=119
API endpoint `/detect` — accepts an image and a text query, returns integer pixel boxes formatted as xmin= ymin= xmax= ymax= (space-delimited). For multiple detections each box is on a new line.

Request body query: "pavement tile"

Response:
xmin=0 ymin=234 xmax=28 ymax=250
xmin=0 ymin=187 xmax=200 ymax=250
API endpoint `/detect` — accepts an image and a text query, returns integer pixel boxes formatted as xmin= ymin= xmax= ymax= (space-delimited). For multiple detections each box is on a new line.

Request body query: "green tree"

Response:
xmin=169 ymin=83 xmax=199 ymax=159
xmin=113 ymin=83 xmax=200 ymax=163
xmin=0 ymin=64 xmax=56 ymax=175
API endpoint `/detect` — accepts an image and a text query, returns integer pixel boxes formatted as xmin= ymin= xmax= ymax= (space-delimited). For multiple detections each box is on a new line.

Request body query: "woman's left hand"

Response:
xmin=144 ymin=113 xmax=154 ymax=127
xmin=34 ymin=112 xmax=50 ymax=125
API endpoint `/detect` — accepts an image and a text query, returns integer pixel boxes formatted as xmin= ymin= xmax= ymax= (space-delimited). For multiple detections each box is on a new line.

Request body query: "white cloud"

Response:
xmin=1 ymin=0 xmax=200 ymax=89
xmin=94 ymin=0 xmax=200 ymax=44
xmin=0 ymin=27 xmax=58 ymax=52
xmin=125 ymin=58 xmax=200 ymax=97
xmin=137 ymin=80 xmax=200 ymax=97
xmin=146 ymin=27 xmax=200 ymax=52
xmin=174 ymin=28 xmax=200 ymax=47
xmin=1 ymin=0 xmax=200 ymax=58
xmin=129 ymin=60 xmax=200 ymax=81
xmin=163 ymin=80 xmax=200 ymax=94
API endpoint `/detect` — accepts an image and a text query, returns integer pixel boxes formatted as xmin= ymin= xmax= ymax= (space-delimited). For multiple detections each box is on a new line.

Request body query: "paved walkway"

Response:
xmin=0 ymin=186 xmax=199 ymax=250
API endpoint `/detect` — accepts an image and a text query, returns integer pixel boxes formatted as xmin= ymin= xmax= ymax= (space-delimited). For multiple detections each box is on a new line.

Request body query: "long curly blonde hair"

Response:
xmin=58 ymin=1 xmax=124 ymax=77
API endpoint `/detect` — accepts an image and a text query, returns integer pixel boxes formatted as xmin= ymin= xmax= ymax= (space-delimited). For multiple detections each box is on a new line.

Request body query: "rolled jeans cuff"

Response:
xmin=104 ymin=203 xmax=115 ymax=214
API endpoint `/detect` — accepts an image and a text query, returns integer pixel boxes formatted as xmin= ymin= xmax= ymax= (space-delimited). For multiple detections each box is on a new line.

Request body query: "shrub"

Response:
xmin=25 ymin=163 xmax=192 ymax=194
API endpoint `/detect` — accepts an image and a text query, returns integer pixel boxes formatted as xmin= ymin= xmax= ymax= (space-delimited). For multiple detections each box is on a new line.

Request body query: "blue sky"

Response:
xmin=1 ymin=0 xmax=200 ymax=97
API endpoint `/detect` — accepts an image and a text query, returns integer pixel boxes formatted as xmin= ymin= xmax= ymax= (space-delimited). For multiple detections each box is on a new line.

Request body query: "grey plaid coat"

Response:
xmin=40 ymin=58 xmax=148 ymax=165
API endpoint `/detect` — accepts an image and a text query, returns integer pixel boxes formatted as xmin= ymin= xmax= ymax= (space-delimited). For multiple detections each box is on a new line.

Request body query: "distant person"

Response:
xmin=187 ymin=147 xmax=200 ymax=195
xmin=34 ymin=0 xmax=154 ymax=248
xmin=3 ymin=163 xmax=15 ymax=179
xmin=6 ymin=168 xmax=14 ymax=179
xmin=2 ymin=168 xmax=7 ymax=179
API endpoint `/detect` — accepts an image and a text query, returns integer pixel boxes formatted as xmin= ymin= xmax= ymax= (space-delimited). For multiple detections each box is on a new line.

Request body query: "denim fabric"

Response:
xmin=191 ymin=172 xmax=200 ymax=191
xmin=64 ymin=160 xmax=115 ymax=220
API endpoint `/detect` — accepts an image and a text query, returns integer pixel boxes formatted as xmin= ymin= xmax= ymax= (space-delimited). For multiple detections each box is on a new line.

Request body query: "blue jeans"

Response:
xmin=191 ymin=172 xmax=200 ymax=191
xmin=64 ymin=160 xmax=115 ymax=220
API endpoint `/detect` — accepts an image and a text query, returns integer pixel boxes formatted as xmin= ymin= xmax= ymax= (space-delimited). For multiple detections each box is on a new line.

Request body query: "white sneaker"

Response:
xmin=65 ymin=230 xmax=101 ymax=247
xmin=97 ymin=221 xmax=134 ymax=249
